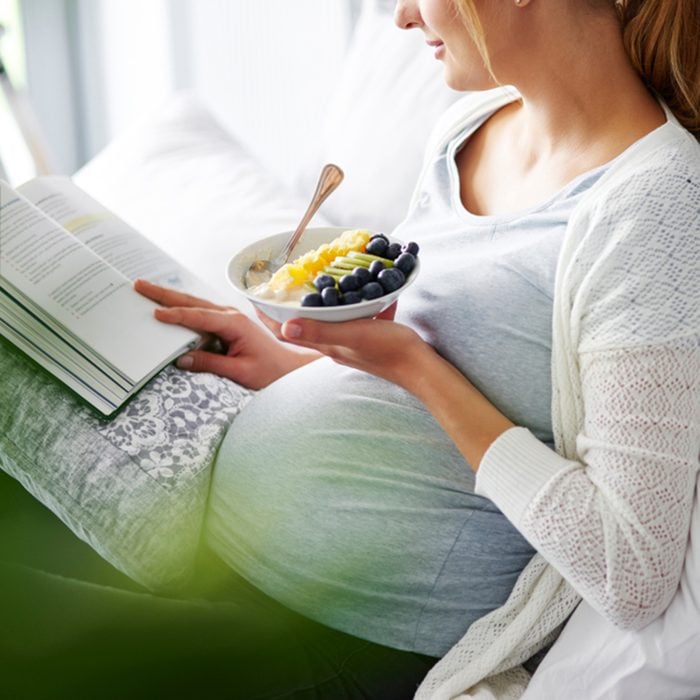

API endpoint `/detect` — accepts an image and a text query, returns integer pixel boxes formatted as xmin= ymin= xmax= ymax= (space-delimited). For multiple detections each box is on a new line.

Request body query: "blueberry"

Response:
xmin=370 ymin=233 xmax=389 ymax=243
xmin=321 ymin=286 xmax=340 ymax=306
xmin=353 ymin=266 xmax=372 ymax=286
xmin=314 ymin=274 xmax=336 ymax=292
xmin=377 ymin=267 xmax=406 ymax=293
xmin=360 ymin=281 xmax=384 ymax=300
xmin=366 ymin=237 xmax=389 ymax=257
xmin=385 ymin=242 xmax=402 ymax=260
xmin=341 ymin=291 xmax=362 ymax=305
xmin=368 ymin=260 xmax=385 ymax=278
xmin=301 ymin=292 xmax=323 ymax=307
xmin=338 ymin=274 xmax=361 ymax=293
xmin=394 ymin=252 xmax=416 ymax=275
xmin=401 ymin=241 xmax=420 ymax=256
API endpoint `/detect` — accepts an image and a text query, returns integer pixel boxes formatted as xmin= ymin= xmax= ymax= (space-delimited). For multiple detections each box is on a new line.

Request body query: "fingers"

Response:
xmin=175 ymin=350 xmax=242 ymax=381
xmin=134 ymin=279 xmax=231 ymax=311
xmin=155 ymin=306 xmax=250 ymax=339
xmin=268 ymin=302 xmax=399 ymax=346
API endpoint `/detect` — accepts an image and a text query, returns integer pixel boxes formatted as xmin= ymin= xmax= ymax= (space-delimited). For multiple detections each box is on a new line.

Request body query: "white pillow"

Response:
xmin=309 ymin=0 xmax=460 ymax=234
xmin=74 ymin=93 xmax=331 ymax=307
xmin=523 ymin=475 xmax=700 ymax=700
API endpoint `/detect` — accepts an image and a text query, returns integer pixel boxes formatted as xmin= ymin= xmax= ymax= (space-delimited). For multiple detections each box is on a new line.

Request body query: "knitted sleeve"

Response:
xmin=476 ymin=144 xmax=700 ymax=630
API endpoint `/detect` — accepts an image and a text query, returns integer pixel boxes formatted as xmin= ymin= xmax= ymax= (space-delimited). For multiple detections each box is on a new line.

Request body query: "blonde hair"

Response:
xmin=451 ymin=1 xmax=493 ymax=76
xmin=452 ymin=0 xmax=700 ymax=139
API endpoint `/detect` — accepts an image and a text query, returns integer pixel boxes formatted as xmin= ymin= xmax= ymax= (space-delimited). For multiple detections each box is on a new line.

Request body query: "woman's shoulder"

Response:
xmin=569 ymin=118 xmax=699 ymax=248
xmin=422 ymin=87 xmax=520 ymax=157
xmin=408 ymin=87 xmax=521 ymax=210
xmin=565 ymin=124 xmax=700 ymax=350
xmin=583 ymin=118 xmax=699 ymax=212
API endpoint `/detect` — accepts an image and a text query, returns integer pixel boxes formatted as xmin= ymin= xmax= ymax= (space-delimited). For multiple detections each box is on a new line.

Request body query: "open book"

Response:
xmin=0 ymin=175 xmax=211 ymax=415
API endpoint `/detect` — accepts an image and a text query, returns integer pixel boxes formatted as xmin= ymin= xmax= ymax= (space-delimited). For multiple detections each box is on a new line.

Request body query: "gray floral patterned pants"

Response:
xmin=0 ymin=335 xmax=253 ymax=590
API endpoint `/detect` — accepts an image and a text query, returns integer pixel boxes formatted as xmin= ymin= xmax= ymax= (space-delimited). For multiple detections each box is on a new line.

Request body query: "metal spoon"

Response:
xmin=244 ymin=163 xmax=344 ymax=288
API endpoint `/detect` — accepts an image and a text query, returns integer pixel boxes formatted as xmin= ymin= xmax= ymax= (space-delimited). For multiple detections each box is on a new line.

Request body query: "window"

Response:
xmin=0 ymin=0 xmax=37 ymax=184
xmin=3 ymin=1 xmax=355 ymax=188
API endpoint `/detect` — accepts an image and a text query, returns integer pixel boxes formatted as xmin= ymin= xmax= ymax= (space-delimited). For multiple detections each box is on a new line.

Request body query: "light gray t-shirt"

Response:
xmin=206 ymin=98 xmax=609 ymax=657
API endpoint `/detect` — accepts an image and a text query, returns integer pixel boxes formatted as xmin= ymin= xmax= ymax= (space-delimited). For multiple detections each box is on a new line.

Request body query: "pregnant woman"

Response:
xmin=1 ymin=1 xmax=698 ymax=698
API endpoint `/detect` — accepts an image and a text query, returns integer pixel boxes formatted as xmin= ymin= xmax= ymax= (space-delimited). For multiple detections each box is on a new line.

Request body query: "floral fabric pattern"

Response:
xmin=92 ymin=366 xmax=253 ymax=486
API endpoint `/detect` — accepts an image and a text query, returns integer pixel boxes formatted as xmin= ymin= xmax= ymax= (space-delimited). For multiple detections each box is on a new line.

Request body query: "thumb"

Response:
xmin=281 ymin=318 xmax=364 ymax=347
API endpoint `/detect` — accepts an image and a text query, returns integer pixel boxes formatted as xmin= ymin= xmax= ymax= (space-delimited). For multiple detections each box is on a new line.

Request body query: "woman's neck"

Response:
xmin=455 ymin=6 xmax=667 ymax=216
xmin=497 ymin=7 xmax=665 ymax=168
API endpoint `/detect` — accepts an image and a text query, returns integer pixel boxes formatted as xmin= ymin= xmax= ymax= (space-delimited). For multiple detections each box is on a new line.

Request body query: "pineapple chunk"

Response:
xmin=268 ymin=229 xmax=372 ymax=292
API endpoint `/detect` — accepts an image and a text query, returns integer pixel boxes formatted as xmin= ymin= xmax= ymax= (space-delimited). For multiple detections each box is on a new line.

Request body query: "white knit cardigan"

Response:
xmin=412 ymin=89 xmax=700 ymax=699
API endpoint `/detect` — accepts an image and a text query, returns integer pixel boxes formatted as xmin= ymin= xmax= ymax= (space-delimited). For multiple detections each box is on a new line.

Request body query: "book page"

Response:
xmin=0 ymin=298 xmax=128 ymax=413
xmin=0 ymin=289 xmax=130 ymax=399
xmin=17 ymin=176 xmax=206 ymax=292
xmin=0 ymin=181 xmax=198 ymax=384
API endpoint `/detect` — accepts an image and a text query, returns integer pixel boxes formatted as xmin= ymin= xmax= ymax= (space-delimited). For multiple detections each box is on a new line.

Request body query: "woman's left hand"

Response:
xmin=256 ymin=303 xmax=435 ymax=389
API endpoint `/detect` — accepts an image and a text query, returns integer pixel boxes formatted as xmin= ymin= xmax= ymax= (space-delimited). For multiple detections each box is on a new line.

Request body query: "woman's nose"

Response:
xmin=394 ymin=0 xmax=423 ymax=30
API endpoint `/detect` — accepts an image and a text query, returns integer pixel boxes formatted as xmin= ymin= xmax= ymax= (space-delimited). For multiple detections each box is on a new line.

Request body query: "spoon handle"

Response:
xmin=278 ymin=163 xmax=344 ymax=264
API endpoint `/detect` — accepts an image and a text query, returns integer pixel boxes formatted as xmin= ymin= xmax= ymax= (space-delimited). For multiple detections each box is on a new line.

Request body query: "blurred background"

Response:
xmin=0 ymin=0 xmax=459 ymax=261
xmin=0 ymin=0 xmax=361 ymax=186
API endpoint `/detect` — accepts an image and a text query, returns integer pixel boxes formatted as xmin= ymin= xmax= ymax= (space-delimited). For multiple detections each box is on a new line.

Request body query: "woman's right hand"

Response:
xmin=134 ymin=279 xmax=320 ymax=389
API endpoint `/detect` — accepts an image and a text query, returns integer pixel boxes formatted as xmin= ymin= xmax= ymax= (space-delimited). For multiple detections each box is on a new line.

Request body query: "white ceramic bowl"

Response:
xmin=227 ymin=226 xmax=420 ymax=323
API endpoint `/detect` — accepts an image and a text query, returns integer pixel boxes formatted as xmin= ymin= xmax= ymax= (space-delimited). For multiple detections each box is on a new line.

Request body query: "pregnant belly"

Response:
xmin=204 ymin=358 xmax=534 ymax=656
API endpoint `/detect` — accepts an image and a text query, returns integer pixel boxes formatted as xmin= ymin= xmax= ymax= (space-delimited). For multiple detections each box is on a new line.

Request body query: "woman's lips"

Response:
xmin=426 ymin=40 xmax=445 ymax=59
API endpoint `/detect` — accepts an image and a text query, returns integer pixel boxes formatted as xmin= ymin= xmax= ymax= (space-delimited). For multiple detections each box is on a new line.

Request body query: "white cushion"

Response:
xmin=74 ymin=5 xmax=461 ymax=303
xmin=74 ymin=93 xmax=331 ymax=307
xmin=523 ymin=475 xmax=700 ymax=700
xmin=308 ymin=0 xmax=460 ymax=234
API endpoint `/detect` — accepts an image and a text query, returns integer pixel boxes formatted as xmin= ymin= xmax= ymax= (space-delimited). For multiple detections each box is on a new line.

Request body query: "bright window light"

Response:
xmin=0 ymin=0 xmax=37 ymax=185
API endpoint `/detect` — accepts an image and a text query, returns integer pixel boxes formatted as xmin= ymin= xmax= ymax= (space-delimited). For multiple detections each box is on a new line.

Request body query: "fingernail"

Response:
xmin=177 ymin=354 xmax=193 ymax=369
xmin=283 ymin=322 xmax=302 ymax=339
